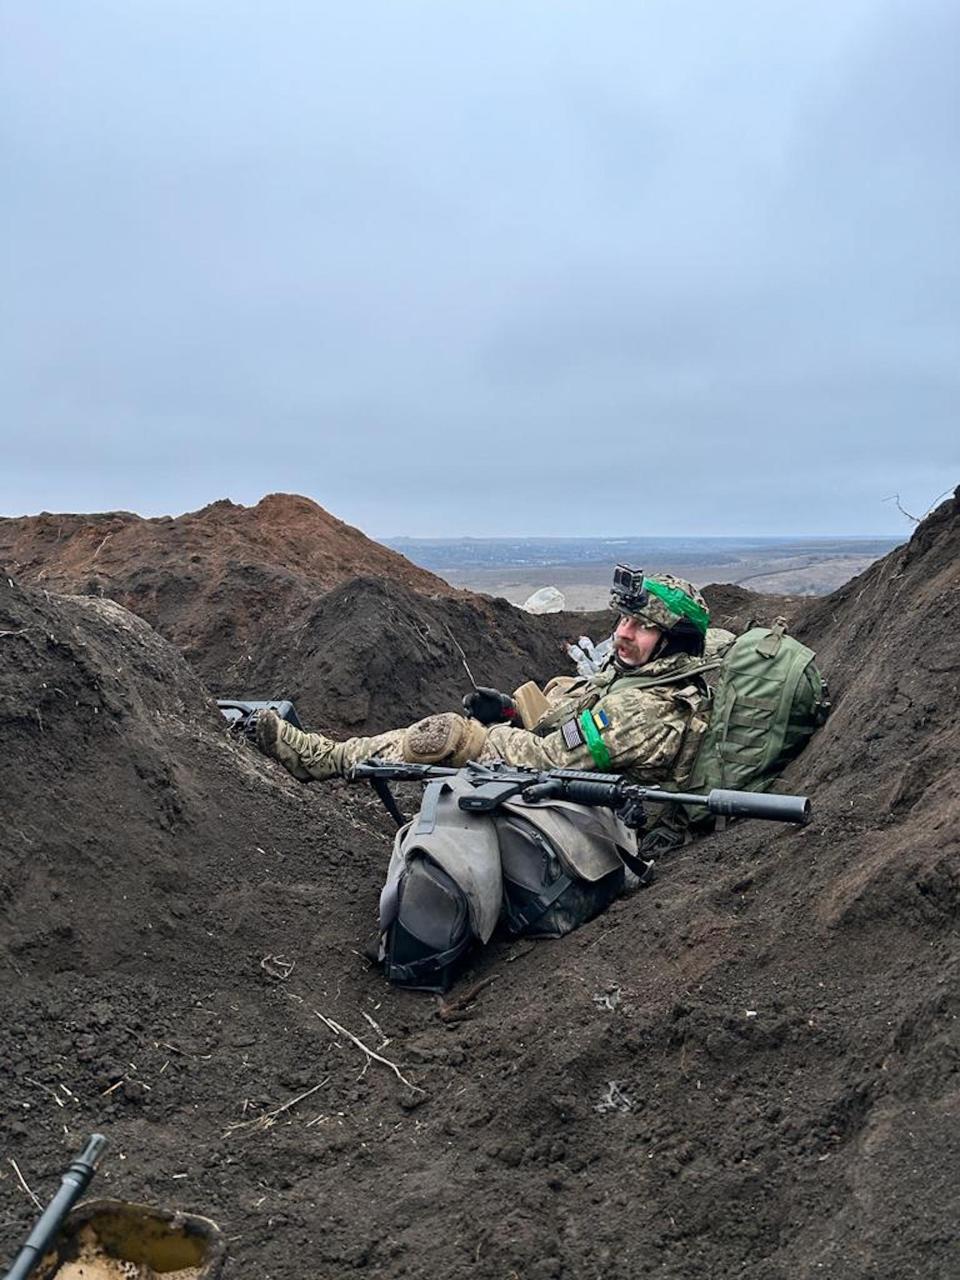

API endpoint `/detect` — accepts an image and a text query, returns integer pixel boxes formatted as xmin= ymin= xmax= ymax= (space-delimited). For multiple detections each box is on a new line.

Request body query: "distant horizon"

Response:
xmin=0 ymin=502 xmax=907 ymax=545
xmin=384 ymin=532 xmax=901 ymax=544
xmin=0 ymin=493 xmax=919 ymax=545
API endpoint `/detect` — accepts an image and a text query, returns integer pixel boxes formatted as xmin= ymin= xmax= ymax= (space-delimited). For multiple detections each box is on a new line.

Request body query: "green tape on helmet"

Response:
xmin=643 ymin=579 xmax=710 ymax=636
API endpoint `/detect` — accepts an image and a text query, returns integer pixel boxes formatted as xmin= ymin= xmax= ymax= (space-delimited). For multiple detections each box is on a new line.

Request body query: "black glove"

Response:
xmin=462 ymin=686 xmax=519 ymax=726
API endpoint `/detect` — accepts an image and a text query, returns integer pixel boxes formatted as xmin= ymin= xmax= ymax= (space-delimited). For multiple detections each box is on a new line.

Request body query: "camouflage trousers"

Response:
xmin=271 ymin=712 xmax=492 ymax=781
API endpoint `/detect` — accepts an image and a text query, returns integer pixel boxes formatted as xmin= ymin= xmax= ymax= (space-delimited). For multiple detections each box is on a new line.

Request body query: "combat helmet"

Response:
xmin=610 ymin=565 xmax=710 ymax=654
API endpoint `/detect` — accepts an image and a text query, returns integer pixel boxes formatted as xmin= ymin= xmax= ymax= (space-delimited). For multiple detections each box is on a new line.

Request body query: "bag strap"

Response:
xmin=610 ymin=659 xmax=722 ymax=691
xmin=508 ymin=870 xmax=576 ymax=932
xmin=414 ymin=780 xmax=451 ymax=835
xmin=385 ymin=937 xmax=469 ymax=985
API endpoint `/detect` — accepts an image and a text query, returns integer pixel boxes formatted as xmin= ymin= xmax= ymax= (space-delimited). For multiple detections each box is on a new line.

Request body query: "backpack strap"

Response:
xmin=609 ymin=660 xmax=722 ymax=691
xmin=754 ymin=616 xmax=787 ymax=658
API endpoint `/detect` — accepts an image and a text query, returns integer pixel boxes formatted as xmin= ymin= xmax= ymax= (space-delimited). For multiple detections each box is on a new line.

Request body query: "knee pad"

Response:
xmin=401 ymin=713 xmax=487 ymax=766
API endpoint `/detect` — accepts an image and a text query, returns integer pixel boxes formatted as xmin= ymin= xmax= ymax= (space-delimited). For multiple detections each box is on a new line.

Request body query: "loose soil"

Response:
xmin=1 ymin=490 xmax=958 ymax=1279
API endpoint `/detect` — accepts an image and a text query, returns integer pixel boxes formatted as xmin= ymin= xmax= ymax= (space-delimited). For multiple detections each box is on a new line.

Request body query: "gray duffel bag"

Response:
xmin=378 ymin=777 xmax=646 ymax=991
xmin=495 ymin=795 xmax=642 ymax=938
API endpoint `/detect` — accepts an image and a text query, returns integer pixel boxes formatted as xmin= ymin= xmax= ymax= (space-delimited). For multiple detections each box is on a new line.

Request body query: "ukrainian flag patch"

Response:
xmin=579 ymin=708 xmax=613 ymax=769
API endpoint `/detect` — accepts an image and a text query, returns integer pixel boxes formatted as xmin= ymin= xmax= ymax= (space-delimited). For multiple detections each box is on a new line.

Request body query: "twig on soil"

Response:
xmin=883 ymin=493 xmax=921 ymax=523
xmin=584 ymin=926 xmax=618 ymax=951
xmin=679 ymin=1040 xmax=690 ymax=1079
xmin=314 ymin=1011 xmax=425 ymax=1094
xmin=8 ymin=1159 xmax=43 ymax=1210
xmin=24 ymin=1076 xmax=65 ymax=1107
xmin=223 ymin=1078 xmax=330 ymax=1137
xmin=260 ymin=954 xmax=296 ymax=980
xmin=361 ymin=1010 xmax=389 ymax=1046
xmin=436 ymin=975 xmax=498 ymax=1023
xmin=0 ymin=628 xmax=31 ymax=639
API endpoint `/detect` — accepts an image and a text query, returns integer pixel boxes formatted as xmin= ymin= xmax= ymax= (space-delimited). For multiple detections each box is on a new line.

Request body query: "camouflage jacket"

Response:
xmin=483 ymin=649 xmax=714 ymax=786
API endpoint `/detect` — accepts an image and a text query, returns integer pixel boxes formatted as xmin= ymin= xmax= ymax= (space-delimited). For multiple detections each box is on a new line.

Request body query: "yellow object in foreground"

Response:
xmin=36 ymin=1201 xmax=224 ymax=1280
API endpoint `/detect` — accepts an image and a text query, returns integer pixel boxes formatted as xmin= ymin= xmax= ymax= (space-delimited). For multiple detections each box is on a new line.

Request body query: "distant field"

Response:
xmin=383 ymin=536 xmax=901 ymax=609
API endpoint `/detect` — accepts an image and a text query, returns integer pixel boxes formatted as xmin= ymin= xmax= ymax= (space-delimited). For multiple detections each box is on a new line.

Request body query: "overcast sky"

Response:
xmin=2 ymin=1 xmax=957 ymax=536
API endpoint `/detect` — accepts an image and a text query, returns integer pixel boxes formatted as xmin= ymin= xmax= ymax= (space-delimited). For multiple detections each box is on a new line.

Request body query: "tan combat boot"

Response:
xmin=255 ymin=709 xmax=341 ymax=782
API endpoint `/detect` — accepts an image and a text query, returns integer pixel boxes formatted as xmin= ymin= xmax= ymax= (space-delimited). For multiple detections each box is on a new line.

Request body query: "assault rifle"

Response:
xmin=351 ymin=758 xmax=811 ymax=831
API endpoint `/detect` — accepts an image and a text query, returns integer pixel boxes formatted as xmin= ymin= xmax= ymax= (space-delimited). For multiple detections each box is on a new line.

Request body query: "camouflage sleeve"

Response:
xmin=484 ymin=687 xmax=692 ymax=783
xmin=542 ymin=675 xmax=581 ymax=706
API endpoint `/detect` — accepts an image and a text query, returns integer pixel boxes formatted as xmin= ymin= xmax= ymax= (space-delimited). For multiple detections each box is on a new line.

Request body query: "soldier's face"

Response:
xmin=614 ymin=615 xmax=663 ymax=666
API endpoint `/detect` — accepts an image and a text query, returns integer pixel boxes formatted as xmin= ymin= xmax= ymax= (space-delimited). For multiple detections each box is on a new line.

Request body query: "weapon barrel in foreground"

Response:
xmin=671 ymin=787 xmax=811 ymax=825
xmin=4 ymin=1134 xmax=107 ymax=1280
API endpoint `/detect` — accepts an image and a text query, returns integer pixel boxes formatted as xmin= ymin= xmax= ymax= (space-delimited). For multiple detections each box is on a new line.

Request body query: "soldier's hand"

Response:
xmin=462 ymin=687 xmax=519 ymax=725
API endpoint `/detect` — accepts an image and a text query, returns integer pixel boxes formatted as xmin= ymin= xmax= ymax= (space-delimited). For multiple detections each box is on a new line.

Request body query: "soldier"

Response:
xmin=256 ymin=570 xmax=732 ymax=789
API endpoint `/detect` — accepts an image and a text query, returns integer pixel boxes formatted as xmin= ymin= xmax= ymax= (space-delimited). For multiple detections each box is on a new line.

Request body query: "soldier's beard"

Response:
xmin=613 ymin=631 xmax=667 ymax=669
xmin=613 ymin=644 xmax=646 ymax=669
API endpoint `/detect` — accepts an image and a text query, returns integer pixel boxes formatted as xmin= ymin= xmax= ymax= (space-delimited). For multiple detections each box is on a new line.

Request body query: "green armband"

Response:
xmin=578 ymin=709 xmax=612 ymax=770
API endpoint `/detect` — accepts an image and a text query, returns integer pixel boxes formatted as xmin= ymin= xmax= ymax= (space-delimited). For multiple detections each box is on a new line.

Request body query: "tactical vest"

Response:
xmin=532 ymin=656 xmax=717 ymax=795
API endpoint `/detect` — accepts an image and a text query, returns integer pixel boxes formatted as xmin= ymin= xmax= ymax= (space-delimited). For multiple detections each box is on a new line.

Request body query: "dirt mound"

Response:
xmin=0 ymin=493 xmax=456 ymax=683
xmin=0 ymin=495 xmax=603 ymax=728
xmin=239 ymin=574 xmax=587 ymax=736
xmin=1 ymin=490 xmax=958 ymax=1279
xmin=700 ymin=582 xmax=804 ymax=634
xmin=773 ymin=487 xmax=960 ymax=973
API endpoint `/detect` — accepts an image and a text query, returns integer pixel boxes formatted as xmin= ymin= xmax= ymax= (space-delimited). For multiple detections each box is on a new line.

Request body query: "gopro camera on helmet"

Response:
xmin=611 ymin=564 xmax=648 ymax=614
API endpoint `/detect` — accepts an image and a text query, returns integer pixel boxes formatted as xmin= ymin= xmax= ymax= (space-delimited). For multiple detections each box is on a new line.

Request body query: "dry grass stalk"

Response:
xmin=9 ymin=1157 xmax=43 ymax=1210
xmin=223 ymin=1078 xmax=330 ymax=1137
xmin=314 ymin=1011 xmax=425 ymax=1094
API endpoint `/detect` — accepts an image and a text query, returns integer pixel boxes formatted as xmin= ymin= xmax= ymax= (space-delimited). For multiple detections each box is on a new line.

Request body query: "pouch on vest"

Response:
xmin=378 ymin=774 xmax=503 ymax=992
xmin=495 ymin=797 xmax=645 ymax=938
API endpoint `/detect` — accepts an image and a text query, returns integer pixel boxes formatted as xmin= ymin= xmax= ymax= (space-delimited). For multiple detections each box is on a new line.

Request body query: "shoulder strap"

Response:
xmin=610 ymin=659 xmax=722 ymax=691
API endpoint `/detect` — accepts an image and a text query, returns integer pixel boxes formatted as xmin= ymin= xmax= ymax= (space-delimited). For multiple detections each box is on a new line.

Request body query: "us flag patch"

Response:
xmin=561 ymin=718 xmax=585 ymax=750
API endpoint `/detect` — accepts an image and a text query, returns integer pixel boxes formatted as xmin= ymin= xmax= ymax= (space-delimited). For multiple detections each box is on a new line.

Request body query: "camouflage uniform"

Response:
xmin=255 ymin=569 xmax=733 ymax=791
xmin=256 ymin=640 xmax=733 ymax=790
xmin=482 ymin=649 xmax=711 ymax=784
